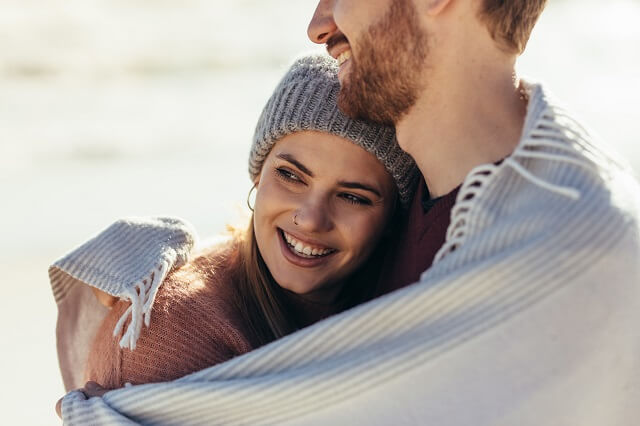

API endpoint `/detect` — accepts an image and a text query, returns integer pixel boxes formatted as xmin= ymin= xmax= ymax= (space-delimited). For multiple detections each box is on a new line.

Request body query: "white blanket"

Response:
xmin=53 ymin=82 xmax=640 ymax=425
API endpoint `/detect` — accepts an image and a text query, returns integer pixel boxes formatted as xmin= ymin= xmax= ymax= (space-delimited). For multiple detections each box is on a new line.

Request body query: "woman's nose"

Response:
xmin=307 ymin=0 xmax=338 ymax=45
xmin=293 ymin=203 xmax=334 ymax=234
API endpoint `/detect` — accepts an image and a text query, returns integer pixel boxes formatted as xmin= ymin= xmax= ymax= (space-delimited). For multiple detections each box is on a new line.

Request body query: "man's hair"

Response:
xmin=478 ymin=0 xmax=548 ymax=54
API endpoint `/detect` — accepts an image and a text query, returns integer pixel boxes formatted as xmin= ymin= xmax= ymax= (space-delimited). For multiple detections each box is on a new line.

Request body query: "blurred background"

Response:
xmin=0 ymin=0 xmax=638 ymax=423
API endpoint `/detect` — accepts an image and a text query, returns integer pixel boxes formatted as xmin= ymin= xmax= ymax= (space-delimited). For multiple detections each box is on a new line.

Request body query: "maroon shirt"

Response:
xmin=376 ymin=178 xmax=459 ymax=296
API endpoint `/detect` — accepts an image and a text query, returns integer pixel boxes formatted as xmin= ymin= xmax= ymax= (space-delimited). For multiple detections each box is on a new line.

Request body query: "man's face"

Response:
xmin=308 ymin=0 xmax=428 ymax=125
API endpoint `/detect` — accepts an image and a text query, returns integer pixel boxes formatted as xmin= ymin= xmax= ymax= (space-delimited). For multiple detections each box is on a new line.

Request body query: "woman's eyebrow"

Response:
xmin=276 ymin=153 xmax=314 ymax=177
xmin=338 ymin=181 xmax=382 ymax=198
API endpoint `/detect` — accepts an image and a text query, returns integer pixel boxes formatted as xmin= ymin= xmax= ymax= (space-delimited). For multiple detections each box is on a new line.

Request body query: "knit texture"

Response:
xmin=249 ymin=53 xmax=418 ymax=205
xmin=83 ymin=243 xmax=338 ymax=390
xmin=84 ymin=243 xmax=254 ymax=389
xmin=57 ymin=81 xmax=640 ymax=425
xmin=49 ymin=217 xmax=196 ymax=390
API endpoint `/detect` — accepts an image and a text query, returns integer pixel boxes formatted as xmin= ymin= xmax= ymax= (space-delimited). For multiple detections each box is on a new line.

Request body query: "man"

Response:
xmin=302 ymin=0 xmax=640 ymax=423
xmin=58 ymin=1 xmax=639 ymax=424
xmin=307 ymin=0 xmax=546 ymax=293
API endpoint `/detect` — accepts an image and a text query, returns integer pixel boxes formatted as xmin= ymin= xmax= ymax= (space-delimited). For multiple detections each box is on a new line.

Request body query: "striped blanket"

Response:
xmin=52 ymin=82 xmax=640 ymax=425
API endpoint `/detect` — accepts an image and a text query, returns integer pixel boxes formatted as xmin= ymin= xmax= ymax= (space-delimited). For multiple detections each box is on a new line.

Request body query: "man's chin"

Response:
xmin=333 ymin=0 xmax=426 ymax=126
xmin=336 ymin=56 xmax=403 ymax=125
xmin=337 ymin=76 xmax=366 ymax=120
xmin=337 ymin=86 xmax=363 ymax=120
xmin=338 ymin=87 xmax=395 ymax=125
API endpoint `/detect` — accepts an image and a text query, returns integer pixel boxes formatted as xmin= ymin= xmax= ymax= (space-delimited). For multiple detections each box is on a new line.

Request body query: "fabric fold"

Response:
xmin=50 ymin=217 xmax=196 ymax=390
xmin=56 ymin=82 xmax=640 ymax=424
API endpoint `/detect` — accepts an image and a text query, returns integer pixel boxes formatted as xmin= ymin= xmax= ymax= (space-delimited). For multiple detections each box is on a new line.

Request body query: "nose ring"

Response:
xmin=293 ymin=213 xmax=299 ymax=226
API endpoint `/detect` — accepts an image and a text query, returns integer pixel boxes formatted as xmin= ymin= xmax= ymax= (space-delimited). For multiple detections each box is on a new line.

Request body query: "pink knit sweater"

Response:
xmin=84 ymin=243 xmax=336 ymax=389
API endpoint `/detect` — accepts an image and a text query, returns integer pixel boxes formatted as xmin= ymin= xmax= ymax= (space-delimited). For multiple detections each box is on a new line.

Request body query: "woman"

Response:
xmin=52 ymin=54 xmax=417 ymax=394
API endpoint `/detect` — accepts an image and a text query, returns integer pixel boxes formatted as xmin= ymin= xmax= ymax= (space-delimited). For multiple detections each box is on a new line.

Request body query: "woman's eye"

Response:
xmin=340 ymin=193 xmax=372 ymax=206
xmin=275 ymin=167 xmax=303 ymax=183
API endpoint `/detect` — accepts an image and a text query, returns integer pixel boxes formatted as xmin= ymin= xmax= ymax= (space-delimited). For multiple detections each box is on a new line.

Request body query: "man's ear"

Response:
xmin=424 ymin=0 xmax=452 ymax=16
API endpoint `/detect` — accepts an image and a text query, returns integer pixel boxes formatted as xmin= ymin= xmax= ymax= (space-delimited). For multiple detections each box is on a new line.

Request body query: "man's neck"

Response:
xmin=396 ymin=64 xmax=527 ymax=198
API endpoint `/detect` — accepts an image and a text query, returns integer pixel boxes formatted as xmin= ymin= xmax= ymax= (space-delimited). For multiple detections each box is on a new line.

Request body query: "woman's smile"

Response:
xmin=277 ymin=228 xmax=337 ymax=268
xmin=253 ymin=131 xmax=397 ymax=299
xmin=281 ymin=229 xmax=336 ymax=258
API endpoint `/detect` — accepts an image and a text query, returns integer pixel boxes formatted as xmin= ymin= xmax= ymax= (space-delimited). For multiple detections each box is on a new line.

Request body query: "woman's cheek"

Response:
xmin=256 ymin=177 xmax=290 ymax=209
xmin=348 ymin=209 xmax=388 ymax=257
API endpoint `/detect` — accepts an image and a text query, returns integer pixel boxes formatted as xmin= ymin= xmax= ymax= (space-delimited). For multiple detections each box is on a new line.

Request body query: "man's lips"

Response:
xmin=336 ymin=50 xmax=351 ymax=66
xmin=328 ymin=43 xmax=349 ymax=58
xmin=326 ymin=34 xmax=352 ymax=74
xmin=326 ymin=33 xmax=350 ymax=61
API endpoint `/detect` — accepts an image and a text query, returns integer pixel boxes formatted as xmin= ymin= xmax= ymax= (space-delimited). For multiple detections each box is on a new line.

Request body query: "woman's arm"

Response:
xmin=50 ymin=216 xmax=197 ymax=389
xmin=83 ymin=262 xmax=253 ymax=389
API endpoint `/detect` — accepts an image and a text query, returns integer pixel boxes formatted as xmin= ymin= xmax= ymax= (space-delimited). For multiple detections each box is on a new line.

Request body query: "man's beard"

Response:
xmin=338 ymin=0 xmax=428 ymax=125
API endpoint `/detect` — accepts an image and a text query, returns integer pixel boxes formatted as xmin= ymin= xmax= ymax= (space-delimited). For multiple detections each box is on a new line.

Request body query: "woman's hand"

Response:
xmin=91 ymin=287 xmax=118 ymax=308
xmin=55 ymin=381 xmax=110 ymax=419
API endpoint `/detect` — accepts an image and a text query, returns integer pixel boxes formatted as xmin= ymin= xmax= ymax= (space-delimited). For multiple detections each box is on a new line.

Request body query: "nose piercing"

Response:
xmin=293 ymin=213 xmax=299 ymax=226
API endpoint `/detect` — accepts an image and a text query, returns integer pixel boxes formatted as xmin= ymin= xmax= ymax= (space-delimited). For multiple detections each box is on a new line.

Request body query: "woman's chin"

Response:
xmin=271 ymin=273 xmax=321 ymax=295
xmin=271 ymin=269 xmax=345 ymax=303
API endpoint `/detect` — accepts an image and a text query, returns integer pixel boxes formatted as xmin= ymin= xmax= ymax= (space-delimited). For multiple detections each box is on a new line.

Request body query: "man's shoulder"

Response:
xmin=563 ymin=132 xmax=640 ymax=233
xmin=470 ymin=122 xmax=640 ymax=268
xmin=509 ymin=82 xmax=639 ymax=229
xmin=509 ymin=147 xmax=639 ymax=239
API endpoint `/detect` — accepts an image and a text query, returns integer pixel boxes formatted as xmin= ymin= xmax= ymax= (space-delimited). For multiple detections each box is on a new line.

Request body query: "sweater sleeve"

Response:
xmin=84 ymin=266 xmax=252 ymax=388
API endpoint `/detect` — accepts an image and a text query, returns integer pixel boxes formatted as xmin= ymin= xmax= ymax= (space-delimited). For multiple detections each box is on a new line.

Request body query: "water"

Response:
xmin=1 ymin=0 xmax=639 ymax=424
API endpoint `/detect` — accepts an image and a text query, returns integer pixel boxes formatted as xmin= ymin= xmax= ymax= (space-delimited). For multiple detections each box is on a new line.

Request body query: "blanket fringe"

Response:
xmin=433 ymin=106 xmax=596 ymax=264
xmin=112 ymin=259 xmax=171 ymax=350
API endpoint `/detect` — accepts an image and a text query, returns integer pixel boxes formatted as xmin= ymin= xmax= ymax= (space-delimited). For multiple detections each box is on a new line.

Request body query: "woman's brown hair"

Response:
xmin=229 ymin=217 xmax=294 ymax=346
xmin=229 ymin=204 xmax=403 ymax=348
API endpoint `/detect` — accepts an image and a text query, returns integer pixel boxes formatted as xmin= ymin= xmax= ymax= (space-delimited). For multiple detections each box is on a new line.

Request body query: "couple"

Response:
xmin=54 ymin=54 xmax=417 ymax=392
xmin=53 ymin=0 xmax=640 ymax=424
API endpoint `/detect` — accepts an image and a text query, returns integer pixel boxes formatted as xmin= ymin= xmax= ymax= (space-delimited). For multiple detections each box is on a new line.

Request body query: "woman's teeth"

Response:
xmin=282 ymin=230 xmax=335 ymax=257
xmin=337 ymin=50 xmax=351 ymax=66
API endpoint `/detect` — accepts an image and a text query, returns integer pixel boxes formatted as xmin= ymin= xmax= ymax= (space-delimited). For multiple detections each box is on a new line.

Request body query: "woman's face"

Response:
xmin=253 ymin=131 xmax=397 ymax=301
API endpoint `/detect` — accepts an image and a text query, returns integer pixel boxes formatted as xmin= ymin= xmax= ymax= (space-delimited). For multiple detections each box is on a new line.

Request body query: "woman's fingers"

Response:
xmin=82 ymin=381 xmax=109 ymax=398
xmin=55 ymin=397 xmax=63 ymax=418
xmin=55 ymin=382 xmax=110 ymax=419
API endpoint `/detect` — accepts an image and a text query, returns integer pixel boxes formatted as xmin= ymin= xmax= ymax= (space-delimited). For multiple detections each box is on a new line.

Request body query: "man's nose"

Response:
xmin=307 ymin=0 xmax=338 ymax=45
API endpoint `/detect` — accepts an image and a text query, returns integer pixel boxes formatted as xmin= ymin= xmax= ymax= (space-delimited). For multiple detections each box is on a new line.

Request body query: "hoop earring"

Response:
xmin=246 ymin=184 xmax=257 ymax=212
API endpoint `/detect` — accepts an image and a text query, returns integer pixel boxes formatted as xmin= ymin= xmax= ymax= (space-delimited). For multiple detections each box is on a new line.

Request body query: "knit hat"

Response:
xmin=249 ymin=53 xmax=418 ymax=205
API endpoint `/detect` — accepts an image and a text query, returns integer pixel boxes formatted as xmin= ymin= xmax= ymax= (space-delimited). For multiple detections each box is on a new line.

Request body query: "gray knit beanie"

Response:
xmin=249 ymin=53 xmax=418 ymax=205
